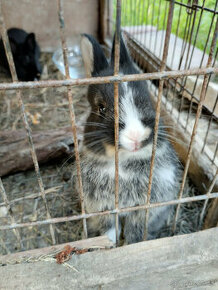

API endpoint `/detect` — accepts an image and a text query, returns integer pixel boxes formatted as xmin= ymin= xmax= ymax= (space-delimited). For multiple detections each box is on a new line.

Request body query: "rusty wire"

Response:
xmin=0 ymin=191 xmax=218 ymax=232
xmin=0 ymin=67 xmax=216 ymax=91
xmin=166 ymin=0 xmax=218 ymax=14
xmin=170 ymin=0 xmax=183 ymax=68
xmin=184 ymin=1 xmax=218 ymax=130
xmin=0 ymin=178 xmax=23 ymax=249
xmin=172 ymin=17 xmax=218 ymax=233
xmin=0 ymin=1 xmax=56 ymax=245
xmin=57 ymin=0 xmax=87 ymax=238
xmin=198 ymin=169 xmax=218 ymax=229
xmin=0 ymin=0 xmax=217 ymax=247
xmin=143 ymin=0 xmax=174 ymax=241
xmin=113 ymin=0 xmax=121 ymax=246
xmin=175 ymin=0 xmax=200 ymax=123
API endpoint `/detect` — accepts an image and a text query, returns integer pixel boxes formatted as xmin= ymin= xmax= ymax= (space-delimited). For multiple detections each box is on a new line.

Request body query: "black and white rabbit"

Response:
xmin=0 ymin=28 xmax=42 ymax=81
xmin=72 ymin=33 xmax=181 ymax=244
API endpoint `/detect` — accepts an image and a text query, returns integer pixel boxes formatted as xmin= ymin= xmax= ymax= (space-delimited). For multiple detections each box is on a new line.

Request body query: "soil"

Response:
xmin=0 ymin=52 xmax=87 ymax=254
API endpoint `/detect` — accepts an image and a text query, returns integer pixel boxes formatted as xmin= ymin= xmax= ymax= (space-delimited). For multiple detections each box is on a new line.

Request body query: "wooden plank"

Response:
xmin=204 ymin=198 xmax=218 ymax=230
xmin=0 ymin=125 xmax=83 ymax=177
xmin=149 ymin=84 xmax=218 ymax=228
xmin=0 ymin=228 xmax=218 ymax=289
xmin=150 ymin=85 xmax=218 ymax=193
xmin=124 ymin=26 xmax=211 ymax=70
xmin=125 ymin=30 xmax=218 ymax=118
xmin=0 ymin=236 xmax=113 ymax=265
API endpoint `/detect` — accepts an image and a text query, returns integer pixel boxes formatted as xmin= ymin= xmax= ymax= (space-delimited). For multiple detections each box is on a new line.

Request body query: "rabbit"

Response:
xmin=0 ymin=28 xmax=42 ymax=81
xmin=72 ymin=33 xmax=182 ymax=245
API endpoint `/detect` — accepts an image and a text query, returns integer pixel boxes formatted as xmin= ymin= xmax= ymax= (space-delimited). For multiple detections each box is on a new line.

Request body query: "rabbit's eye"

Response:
xmin=98 ymin=104 xmax=106 ymax=116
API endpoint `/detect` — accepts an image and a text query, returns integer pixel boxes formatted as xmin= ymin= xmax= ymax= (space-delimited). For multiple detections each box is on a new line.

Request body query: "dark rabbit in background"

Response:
xmin=72 ymin=33 xmax=181 ymax=244
xmin=0 ymin=28 xmax=42 ymax=81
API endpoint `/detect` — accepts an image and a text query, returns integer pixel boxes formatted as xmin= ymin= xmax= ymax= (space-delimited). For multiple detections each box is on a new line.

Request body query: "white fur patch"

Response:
xmin=120 ymin=83 xmax=151 ymax=152
xmin=105 ymin=227 xmax=119 ymax=244
xmin=157 ymin=166 xmax=175 ymax=186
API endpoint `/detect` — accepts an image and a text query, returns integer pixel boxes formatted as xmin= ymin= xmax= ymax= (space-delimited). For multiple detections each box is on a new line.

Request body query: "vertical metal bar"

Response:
xmin=159 ymin=0 xmax=168 ymax=59
xmin=185 ymin=1 xmax=218 ymax=130
xmin=130 ymin=0 xmax=133 ymax=35
xmin=139 ymin=0 xmax=146 ymax=68
xmin=0 ymin=178 xmax=23 ymax=249
xmin=144 ymin=0 xmax=174 ymax=240
xmin=149 ymin=0 xmax=155 ymax=51
xmin=201 ymin=92 xmax=218 ymax=153
xmin=177 ymin=8 xmax=192 ymax=71
xmin=136 ymin=0 xmax=142 ymax=65
xmin=176 ymin=0 xmax=204 ymax=123
xmin=170 ymin=0 xmax=183 ymax=68
xmin=122 ymin=0 xmax=127 ymax=27
xmin=183 ymin=4 xmax=198 ymax=70
xmin=212 ymin=143 xmax=218 ymax=164
xmin=133 ymin=0 xmax=137 ymax=34
xmin=154 ymin=0 xmax=161 ymax=56
xmin=57 ymin=0 xmax=87 ymax=238
xmin=167 ymin=2 xmax=190 ymax=120
xmin=187 ymin=0 xmax=206 ymax=69
xmin=198 ymin=169 xmax=218 ymax=229
xmin=114 ymin=0 xmax=121 ymax=246
xmin=172 ymin=18 xmax=218 ymax=233
xmin=177 ymin=10 xmax=193 ymax=122
xmin=144 ymin=0 xmax=150 ymax=49
xmin=99 ymin=0 xmax=107 ymax=44
xmin=0 ymin=0 xmax=56 ymax=245
xmin=107 ymin=0 xmax=110 ymax=36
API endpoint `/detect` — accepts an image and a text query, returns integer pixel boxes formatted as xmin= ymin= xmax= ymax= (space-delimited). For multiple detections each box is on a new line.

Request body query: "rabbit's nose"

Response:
xmin=127 ymin=129 xmax=150 ymax=143
xmin=125 ymin=133 xmax=142 ymax=151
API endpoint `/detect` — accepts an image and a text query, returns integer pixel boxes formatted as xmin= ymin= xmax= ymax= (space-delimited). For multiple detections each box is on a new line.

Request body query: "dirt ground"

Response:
xmin=0 ymin=52 xmax=208 ymax=255
xmin=0 ymin=52 xmax=88 ymax=254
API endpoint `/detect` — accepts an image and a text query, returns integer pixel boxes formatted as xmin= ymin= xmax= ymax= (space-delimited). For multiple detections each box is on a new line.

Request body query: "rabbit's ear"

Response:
xmin=111 ymin=32 xmax=132 ymax=70
xmin=81 ymin=34 xmax=108 ymax=77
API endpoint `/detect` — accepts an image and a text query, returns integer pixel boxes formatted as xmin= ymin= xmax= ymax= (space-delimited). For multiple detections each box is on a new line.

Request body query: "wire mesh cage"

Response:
xmin=0 ymin=0 xmax=217 ymax=257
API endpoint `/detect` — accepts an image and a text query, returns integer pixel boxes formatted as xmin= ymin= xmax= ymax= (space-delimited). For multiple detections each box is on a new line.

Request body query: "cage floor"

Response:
xmin=0 ymin=52 xmax=208 ymax=255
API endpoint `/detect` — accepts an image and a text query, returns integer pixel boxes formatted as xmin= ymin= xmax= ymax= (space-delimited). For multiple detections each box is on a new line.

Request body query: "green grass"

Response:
xmin=114 ymin=0 xmax=217 ymax=54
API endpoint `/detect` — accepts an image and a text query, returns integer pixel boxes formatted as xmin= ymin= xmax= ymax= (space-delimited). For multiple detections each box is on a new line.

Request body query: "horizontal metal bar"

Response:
xmin=166 ymin=0 xmax=218 ymax=14
xmin=0 ymin=186 xmax=62 ymax=207
xmin=0 ymin=192 xmax=218 ymax=231
xmin=0 ymin=67 xmax=216 ymax=91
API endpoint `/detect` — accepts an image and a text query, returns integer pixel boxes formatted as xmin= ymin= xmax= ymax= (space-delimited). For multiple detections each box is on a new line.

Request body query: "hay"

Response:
xmin=0 ymin=52 xmax=213 ymax=255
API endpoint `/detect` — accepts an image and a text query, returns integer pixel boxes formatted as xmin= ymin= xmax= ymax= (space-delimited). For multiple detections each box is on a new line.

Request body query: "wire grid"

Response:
xmin=120 ymin=0 xmax=218 ymax=228
xmin=0 ymin=0 xmax=217 ymax=251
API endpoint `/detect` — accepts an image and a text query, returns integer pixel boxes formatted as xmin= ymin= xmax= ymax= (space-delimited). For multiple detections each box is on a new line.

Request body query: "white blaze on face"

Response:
xmin=120 ymin=82 xmax=151 ymax=152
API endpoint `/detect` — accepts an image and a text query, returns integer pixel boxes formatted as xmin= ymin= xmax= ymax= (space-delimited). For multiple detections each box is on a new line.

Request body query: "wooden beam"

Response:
xmin=0 ymin=126 xmax=83 ymax=177
xmin=0 ymin=228 xmax=218 ymax=289
xmin=0 ymin=236 xmax=113 ymax=265
xmin=153 ymin=91 xmax=218 ymax=229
